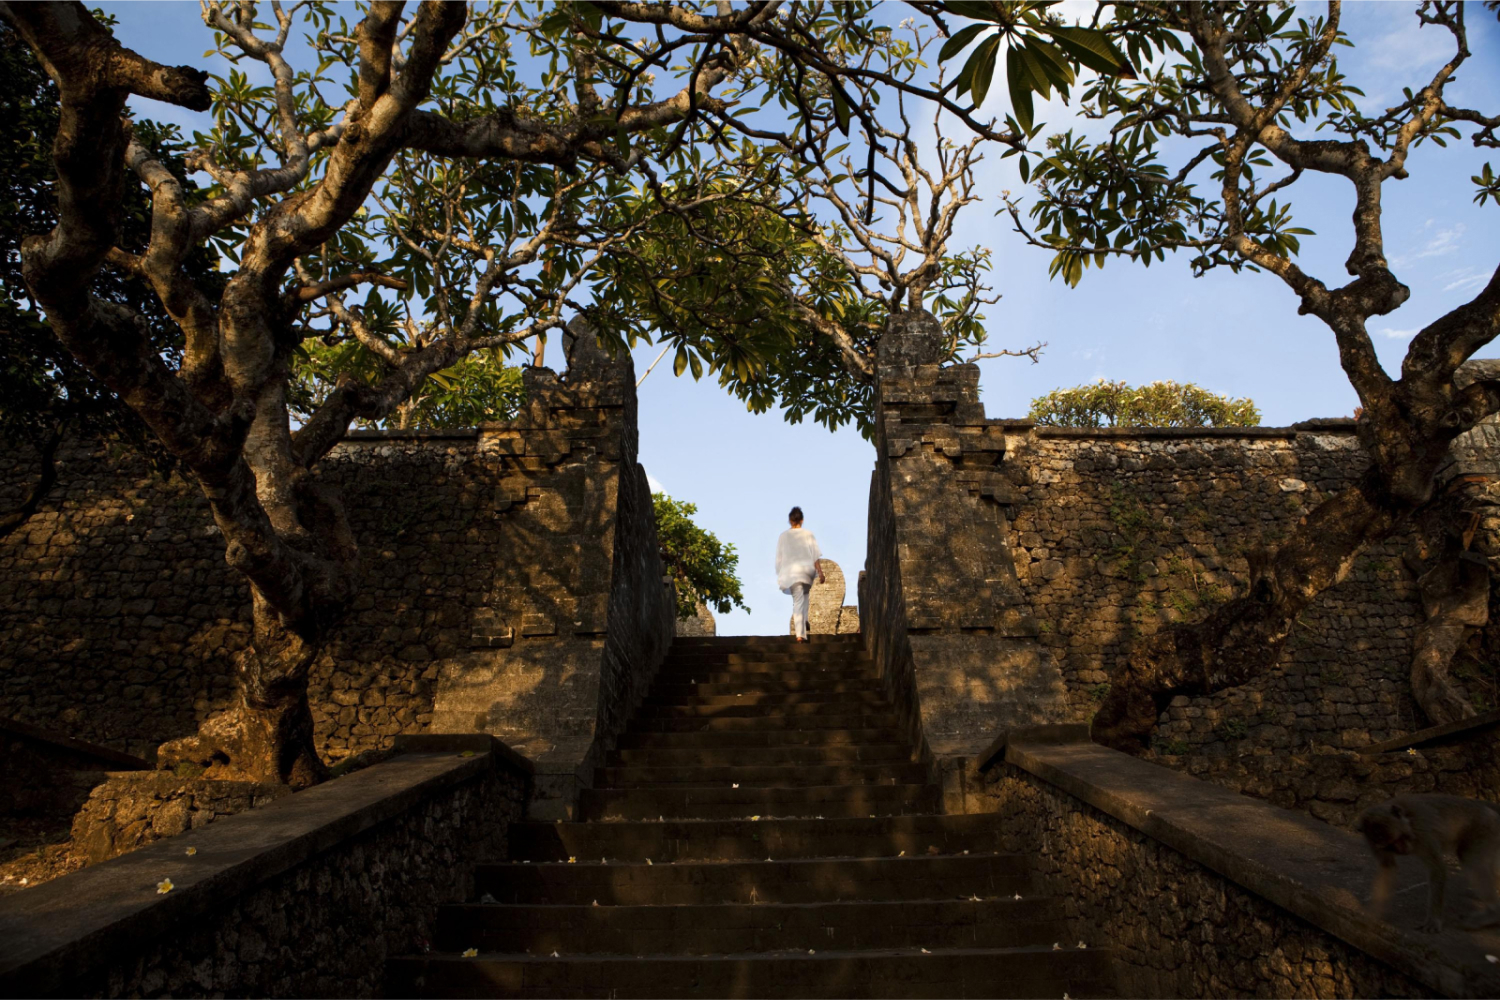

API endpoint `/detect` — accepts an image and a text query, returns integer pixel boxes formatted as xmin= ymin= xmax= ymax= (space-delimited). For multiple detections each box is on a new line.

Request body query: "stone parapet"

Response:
xmin=0 ymin=740 xmax=530 ymax=997
xmin=974 ymin=731 xmax=1497 ymax=998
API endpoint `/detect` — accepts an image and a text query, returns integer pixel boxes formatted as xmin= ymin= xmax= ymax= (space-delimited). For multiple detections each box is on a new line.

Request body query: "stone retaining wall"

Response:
xmin=0 ymin=332 xmax=673 ymax=813
xmin=0 ymin=739 xmax=529 ymax=998
xmin=997 ymin=423 xmax=1434 ymax=753
xmin=1153 ymin=742 xmax=1500 ymax=830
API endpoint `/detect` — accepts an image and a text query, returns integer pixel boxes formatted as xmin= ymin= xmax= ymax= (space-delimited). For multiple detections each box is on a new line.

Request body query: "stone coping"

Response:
xmin=993 ymin=731 xmax=1500 ymax=998
xmin=342 ymin=428 xmax=479 ymax=441
xmin=988 ymin=421 xmax=1358 ymax=439
xmin=0 ymin=739 xmax=530 ymax=996
xmin=0 ymin=715 xmax=149 ymax=770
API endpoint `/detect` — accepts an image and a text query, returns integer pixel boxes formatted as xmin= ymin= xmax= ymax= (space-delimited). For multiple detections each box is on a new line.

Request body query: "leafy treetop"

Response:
xmin=1028 ymin=379 xmax=1261 ymax=428
xmin=653 ymin=492 xmax=747 ymax=622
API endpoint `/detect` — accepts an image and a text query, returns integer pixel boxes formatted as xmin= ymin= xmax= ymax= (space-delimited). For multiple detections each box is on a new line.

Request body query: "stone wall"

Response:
xmin=0 ymin=741 xmax=529 ymax=998
xmin=1155 ymin=742 xmax=1500 ymax=830
xmin=860 ymin=311 xmax=1069 ymax=781
xmin=0 ymin=329 xmax=673 ymax=822
xmin=981 ymin=761 xmax=1429 ymax=999
xmin=997 ymin=423 xmax=1431 ymax=753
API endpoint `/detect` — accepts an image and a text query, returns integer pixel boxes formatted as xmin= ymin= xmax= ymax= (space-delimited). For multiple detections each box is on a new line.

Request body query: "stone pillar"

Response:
xmin=861 ymin=310 xmax=1069 ymax=811
xmin=429 ymin=319 xmax=676 ymax=819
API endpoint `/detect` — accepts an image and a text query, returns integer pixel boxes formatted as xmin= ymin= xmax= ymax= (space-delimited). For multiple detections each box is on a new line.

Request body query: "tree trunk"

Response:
xmin=157 ymin=589 xmax=329 ymax=787
xmin=1092 ymin=466 xmax=1403 ymax=750
xmin=0 ymin=423 xmax=61 ymax=541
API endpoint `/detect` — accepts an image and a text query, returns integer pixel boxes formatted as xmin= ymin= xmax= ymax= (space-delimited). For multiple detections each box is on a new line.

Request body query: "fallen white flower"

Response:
xmin=462 ymin=948 xmax=478 ymax=958
xmin=156 ymin=878 xmax=174 ymax=895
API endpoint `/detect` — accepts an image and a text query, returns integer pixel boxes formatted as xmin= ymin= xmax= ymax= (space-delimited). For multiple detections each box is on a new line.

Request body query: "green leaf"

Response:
xmin=615 ymin=127 xmax=630 ymax=158
xmin=970 ymin=35 xmax=1002 ymax=107
xmin=943 ymin=1 xmax=1005 ymax=22
xmin=673 ymin=345 xmax=688 ymax=378
xmin=830 ymin=84 xmax=852 ymax=136
xmin=1049 ymin=25 xmax=1137 ymax=79
xmin=1005 ymin=43 xmax=1035 ymax=131
xmin=939 ymin=23 xmax=991 ymax=63
xmin=1019 ymin=155 xmax=1031 ymax=183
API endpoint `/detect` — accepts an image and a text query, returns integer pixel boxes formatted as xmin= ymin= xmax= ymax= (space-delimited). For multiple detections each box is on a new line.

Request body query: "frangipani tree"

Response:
xmin=963 ymin=0 xmax=1500 ymax=747
xmin=0 ymin=0 xmax=804 ymax=785
xmin=1 ymin=0 xmax=1140 ymax=783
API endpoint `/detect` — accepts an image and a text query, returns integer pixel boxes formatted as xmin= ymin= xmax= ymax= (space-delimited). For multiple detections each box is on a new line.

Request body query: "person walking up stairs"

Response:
xmin=387 ymin=635 xmax=1116 ymax=998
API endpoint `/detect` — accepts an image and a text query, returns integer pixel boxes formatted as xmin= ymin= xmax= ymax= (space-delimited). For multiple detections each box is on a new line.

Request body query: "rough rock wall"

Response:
xmin=998 ymin=423 xmax=1427 ymax=753
xmin=860 ymin=311 xmax=1069 ymax=776
xmin=982 ymin=763 xmax=1427 ymax=999
xmin=0 ymin=335 xmax=673 ymax=805
xmin=785 ymin=559 xmax=859 ymax=635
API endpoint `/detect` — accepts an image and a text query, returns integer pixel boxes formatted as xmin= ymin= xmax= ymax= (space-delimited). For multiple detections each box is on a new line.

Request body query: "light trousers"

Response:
xmin=791 ymin=583 xmax=811 ymax=639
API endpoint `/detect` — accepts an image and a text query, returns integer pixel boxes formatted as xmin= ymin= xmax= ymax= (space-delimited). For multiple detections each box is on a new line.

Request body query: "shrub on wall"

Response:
xmin=1029 ymin=380 xmax=1261 ymax=428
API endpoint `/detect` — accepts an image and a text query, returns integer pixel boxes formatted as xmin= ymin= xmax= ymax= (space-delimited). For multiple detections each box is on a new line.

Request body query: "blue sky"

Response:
xmin=102 ymin=3 xmax=1500 ymax=635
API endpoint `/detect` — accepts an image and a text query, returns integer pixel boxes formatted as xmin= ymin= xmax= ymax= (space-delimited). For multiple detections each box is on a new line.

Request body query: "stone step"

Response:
xmin=387 ymin=946 xmax=1116 ymax=999
xmin=615 ymin=728 xmax=902 ymax=750
xmin=637 ymin=699 xmax=893 ymax=719
xmin=627 ymin=713 xmax=899 ymax=734
xmin=578 ymin=783 xmax=938 ymax=821
xmin=662 ymin=651 xmax=872 ymax=668
xmin=594 ymin=762 xmax=931 ymax=789
xmin=509 ymin=814 xmax=1010 ymax=863
xmin=472 ymin=854 xmax=1032 ymax=906
xmin=608 ymin=744 xmax=914 ymax=769
xmin=655 ymin=667 xmax=879 ymax=685
xmin=433 ymin=897 xmax=1067 ymax=956
xmin=643 ymin=690 xmax=889 ymax=708
xmin=669 ymin=638 xmax=858 ymax=653
xmin=651 ymin=679 xmax=880 ymax=698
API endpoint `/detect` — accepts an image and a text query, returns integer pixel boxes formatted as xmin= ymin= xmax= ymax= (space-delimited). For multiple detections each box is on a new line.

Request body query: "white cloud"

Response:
xmin=645 ymin=470 xmax=666 ymax=495
xmin=1378 ymin=328 xmax=1418 ymax=340
xmin=1441 ymin=267 xmax=1488 ymax=295
xmin=1391 ymin=223 xmax=1465 ymax=267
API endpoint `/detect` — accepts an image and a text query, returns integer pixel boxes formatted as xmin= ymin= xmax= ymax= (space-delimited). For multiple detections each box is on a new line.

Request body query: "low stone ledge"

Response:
xmin=1002 ymin=735 xmax=1500 ymax=998
xmin=341 ymin=428 xmax=479 ymax=441
xmin=0 ymin=742 xmax=531 ymax=997
xmin=0 ymin=716 xmax=150 ymax=772
xmin=983 ymin=420 xmax=1359 ymax=438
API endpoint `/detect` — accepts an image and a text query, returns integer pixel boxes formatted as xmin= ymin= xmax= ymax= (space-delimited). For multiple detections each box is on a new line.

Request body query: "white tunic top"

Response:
xmin=775 ymin=527 xmax=822 ymax=594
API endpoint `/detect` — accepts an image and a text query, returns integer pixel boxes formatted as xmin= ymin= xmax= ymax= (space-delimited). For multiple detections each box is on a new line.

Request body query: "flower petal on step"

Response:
xmin=156 ymin=879 xmax=174 ymax=895
xmin=462 ymin=948 xmax=478 ymax=958
xmin=185 ymin=847 xmax=197 ymax=856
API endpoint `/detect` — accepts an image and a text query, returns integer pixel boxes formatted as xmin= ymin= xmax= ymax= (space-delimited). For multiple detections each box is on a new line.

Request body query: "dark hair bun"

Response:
xmin=789 ymin=506 xmax=804 ymax=523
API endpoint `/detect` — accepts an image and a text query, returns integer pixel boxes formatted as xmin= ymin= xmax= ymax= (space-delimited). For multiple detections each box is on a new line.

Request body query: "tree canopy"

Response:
xmin=1029 ymin=380 xmax=1260 ymax=428
xmin=652 ymin=493 xmax=747 ymax=622
xmin=0 ymin=0 xmax=1140 ymax=783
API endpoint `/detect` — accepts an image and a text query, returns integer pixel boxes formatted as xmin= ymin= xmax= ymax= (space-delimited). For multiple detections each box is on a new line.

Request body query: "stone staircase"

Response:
xmin=387 ymin=635 xmax=1115 ymax=998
